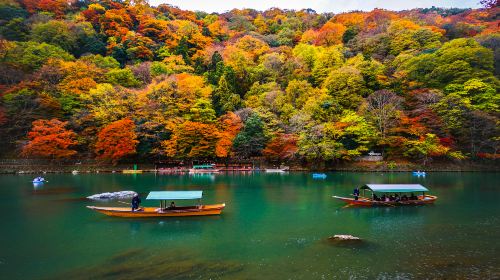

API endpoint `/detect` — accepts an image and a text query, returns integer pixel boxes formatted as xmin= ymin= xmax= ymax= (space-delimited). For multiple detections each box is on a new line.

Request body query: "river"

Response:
xmin=0 ymin=172 xmax=498 ymax=279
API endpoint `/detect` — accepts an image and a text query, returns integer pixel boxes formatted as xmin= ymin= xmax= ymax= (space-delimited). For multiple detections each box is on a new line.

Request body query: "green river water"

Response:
xmin=0 ymin=172 xmax=498 ymax=279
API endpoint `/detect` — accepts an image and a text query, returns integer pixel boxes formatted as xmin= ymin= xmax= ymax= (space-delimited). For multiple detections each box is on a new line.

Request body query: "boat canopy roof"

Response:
xmin=146 ymin=191 xmax=203 ymax=200
xmin=361 ymin=184 xmax=429 ymax=193
xmin=192 ymin=164 xmax=215 ymax=169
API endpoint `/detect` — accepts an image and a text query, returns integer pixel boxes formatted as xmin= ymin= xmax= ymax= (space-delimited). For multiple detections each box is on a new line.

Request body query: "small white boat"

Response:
xmin=72 ymin=170 xmax=79 ymax=175
xmin=265 ymin=167 xmax=289 ymax=173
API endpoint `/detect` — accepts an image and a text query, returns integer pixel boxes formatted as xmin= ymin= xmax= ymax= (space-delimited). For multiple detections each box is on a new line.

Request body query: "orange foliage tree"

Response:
xmin=95 ymin=118 xmax=139 ymax=164
xmin=315 ymin=22 xmax=347 ymax=46
xmin=163 ymin=121 xmax=219 ymax=158
xmin=22 ymin=119 xmax=77 ymax=159
xmin=215 ymin=112 xmax=243 ymax=158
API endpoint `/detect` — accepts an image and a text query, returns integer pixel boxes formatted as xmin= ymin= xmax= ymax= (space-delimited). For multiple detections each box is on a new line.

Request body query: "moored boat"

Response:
xmin=333 ymin=184 xmax=437 ymax=207
xmin=265 ymin=166 xmax=289 ymax=173
xmin=32 ymin=177 xmax=46 ymax=184
xmin=87 ymin=191 xmax=225 ymax=217
xmin=188 ymin=164 xmax=219 ymax=174
xmin=312 ymin=173 xmax=327 ymax=179
xmin=122 ymin=169 xmax=143 ymax=174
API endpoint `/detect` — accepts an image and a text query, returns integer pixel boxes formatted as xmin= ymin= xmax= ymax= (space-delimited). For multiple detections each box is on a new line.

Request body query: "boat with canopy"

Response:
xmin=87 ymin=191 xmax=225 ymax=217
xmin=333 ymin=184 xmax=437 ymax=206
xmin=189 ymin=164 xmax=219 ymax=174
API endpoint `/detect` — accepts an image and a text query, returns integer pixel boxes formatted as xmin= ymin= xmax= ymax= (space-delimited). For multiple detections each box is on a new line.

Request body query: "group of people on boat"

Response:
xmin=372 ymin=193 xmax=419 ymax=202
xmin=353 ymin=187 xmax=420 ymax=202
xmin=131 ymin=194 xmax=178 ymax=211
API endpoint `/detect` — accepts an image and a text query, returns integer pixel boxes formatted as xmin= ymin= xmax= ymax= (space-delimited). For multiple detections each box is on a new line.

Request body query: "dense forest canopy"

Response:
xmin=0 ymin=0 xmax=498 ymax=165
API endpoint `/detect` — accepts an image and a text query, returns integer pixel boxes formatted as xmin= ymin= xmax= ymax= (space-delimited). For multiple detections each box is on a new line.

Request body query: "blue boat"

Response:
xmin=312 ymin=173 xmax=327 ymax=179
xmin=412 ymin=171 xmax=426 ymax=177
xmin=32 ymin=177 xmax=46 ymax=184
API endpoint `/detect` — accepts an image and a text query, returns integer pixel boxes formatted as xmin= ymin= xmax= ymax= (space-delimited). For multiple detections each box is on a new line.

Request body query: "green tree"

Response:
xmin=213 ymin=75 xmax=241 ymax=115
xmin=402 ymin=38 xmax=495 ymax=87
xmin=298 ymin=111 xmax=376 ymax=161
xmin=105 ymin=68 xmax=141 ymax=87
xmin=188 ymin=99 xmax=217 ymax=123
xmin=322 ymin=66 xmax=368 ymax=110
xmin=445 ymin=79 xmax=499 ymax=113
xmin=31 ymin=20 xmax=77 ymax=53
xmin=5 ymin=41 xmax=74 ymax=70
xmin=233 ymin=114 xmax=267 ymax=158
xmin=0 ymin=17 xmax=29 ymax=41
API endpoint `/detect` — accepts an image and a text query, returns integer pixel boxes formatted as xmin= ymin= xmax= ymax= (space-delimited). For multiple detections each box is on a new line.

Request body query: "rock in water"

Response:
xmin=328 ymin=235 xmax=361 ymax=241
xmin=87 ymin=191 xmax=137 ymax=200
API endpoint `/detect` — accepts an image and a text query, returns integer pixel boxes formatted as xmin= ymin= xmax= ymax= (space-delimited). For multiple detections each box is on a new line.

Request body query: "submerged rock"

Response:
xmin=328 ymin=235 xmax=361 ymax=241
xmin=87 ymin=191 xmax=137 ymax=200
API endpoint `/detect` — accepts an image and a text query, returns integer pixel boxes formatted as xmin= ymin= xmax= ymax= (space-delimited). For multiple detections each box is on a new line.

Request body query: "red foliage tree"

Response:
xmin=22 ymin=119 xmax=77 ymax=159
xmin=95 ymin=119 xmax=139 ymax=164
xmin=262 ymin=133 xmax=298 ymax=161
xmin=23 ymin=0 xmax=69 ymax=18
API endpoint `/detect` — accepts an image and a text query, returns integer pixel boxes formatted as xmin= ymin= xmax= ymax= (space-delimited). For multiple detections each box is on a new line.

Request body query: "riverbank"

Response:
xmin=0 ymin=159 xmax=498 ymax=174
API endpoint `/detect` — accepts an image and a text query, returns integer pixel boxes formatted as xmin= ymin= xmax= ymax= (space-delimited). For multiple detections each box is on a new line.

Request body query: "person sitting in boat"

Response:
xmin=131 ymin=194 xmax=141 ymax=211
xmin=395 ymin=194 xmax=400 ymax=202
xmin=401 ymin=194 xmax=408 ymax=201
xmin=381 ymin=194 xmax=386 ymax=201
xmin=169 ymin=201 xmax=176 ymax=209
xmin=372 ymin=194 xmax=379 ymax=201
xmin=353 ymin=187 xmax=360 ymax=200
xmin=410 ymin=193 xmax=417 ymax=200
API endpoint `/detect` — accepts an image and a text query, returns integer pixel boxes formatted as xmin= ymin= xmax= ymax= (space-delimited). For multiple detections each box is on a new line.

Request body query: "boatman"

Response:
xmin=353 ymin=187 xmax=360 ymax=201
xmin=131 ymin=194 xmax=141 ymax=211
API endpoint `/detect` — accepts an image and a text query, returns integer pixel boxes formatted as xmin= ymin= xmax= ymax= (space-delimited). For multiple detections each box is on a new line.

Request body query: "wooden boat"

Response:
xmin=87 ymin=191 xmax=225 ymax=217
xmin=333 ymin=184 xmax=438 ymax=207
xmin=188 ymin=164 xmax=219 ymax=174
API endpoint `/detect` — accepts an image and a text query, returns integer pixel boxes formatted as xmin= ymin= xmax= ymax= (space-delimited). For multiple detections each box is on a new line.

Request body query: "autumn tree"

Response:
xmin=403 ymin=133 xmax=451 ymax=165
xmin=22 ymin=119 xmax=77 ymax=159
xmin=315 ymin=22 xmax=346 ymax=46
xmin=215 ymin=112 xmax=243 ymax=158
xmin=163 ymin=121 xmax=219 ymax=158
xmin=95 ymin=119 xmax=139 ymax=164
xmin=322 ymin=66 xmax=367 ymax=110
xmin=365 ymin=90 xmax=403 ymax=139
xmin=262 ymin=133 xmax=298 ymax=162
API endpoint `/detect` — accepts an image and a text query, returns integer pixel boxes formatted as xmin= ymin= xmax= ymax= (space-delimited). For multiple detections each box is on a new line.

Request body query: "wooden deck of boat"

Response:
xmin=333 ymin=195 xmax=437 ymax=206
xmin=87 ymin=204 xmax=225 ymax=217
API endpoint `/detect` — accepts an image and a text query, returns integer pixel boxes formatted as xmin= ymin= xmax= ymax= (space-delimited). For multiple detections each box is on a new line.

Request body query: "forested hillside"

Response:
xmin=0 ymin=0 xmax=498 ymax=165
